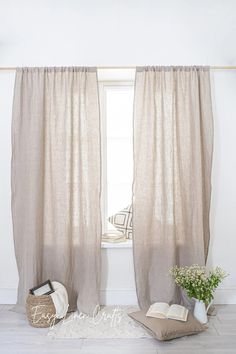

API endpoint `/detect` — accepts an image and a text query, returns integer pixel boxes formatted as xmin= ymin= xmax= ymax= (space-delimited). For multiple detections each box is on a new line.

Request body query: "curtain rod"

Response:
xmin=0 ymin=66 xmax=236 ymax=71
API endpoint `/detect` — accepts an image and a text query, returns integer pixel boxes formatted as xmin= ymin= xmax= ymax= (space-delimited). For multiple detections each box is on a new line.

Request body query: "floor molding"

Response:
xmin=213 ymin=286 xmax=236 ymax=304
xmin=0 ymin=288 xmax=17 ymax=304
xmin=0 ymin=286 xmax=235 ymax=305
xmin=0 ymin=287 xmax=138 ymax=305
xmin=100 ymin=288 xmax=138 ymax=305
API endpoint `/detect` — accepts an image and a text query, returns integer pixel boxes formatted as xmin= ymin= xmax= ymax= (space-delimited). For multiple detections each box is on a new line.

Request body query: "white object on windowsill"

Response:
xmin=102 ymin=231 xmax=126 ymax=243
xmin=101 ymin=239 xmax=133 ymax=249
xmin=101 ymin=230 xmax=132 ymax=248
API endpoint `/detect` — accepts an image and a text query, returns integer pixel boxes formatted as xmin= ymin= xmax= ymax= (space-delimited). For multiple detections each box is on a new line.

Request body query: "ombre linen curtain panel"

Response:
xmin=11 ymin=67 xmax=101 ymax=315
xmin=133 ymin=67 xmax=214 ymax=310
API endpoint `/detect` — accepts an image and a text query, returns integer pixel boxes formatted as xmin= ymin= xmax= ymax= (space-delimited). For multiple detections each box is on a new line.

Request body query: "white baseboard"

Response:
xmin=0 ymin=287 xmax=235 ymax=305
xmin=213 ymin=287 xmax=236 ymax=304
xmin=100 ymin=288 xmax=138 ymax=305
xmin=0 ymin=288 xmax=17 ymax=304
xmin=0 ymin=287 xmax=138 ymax=306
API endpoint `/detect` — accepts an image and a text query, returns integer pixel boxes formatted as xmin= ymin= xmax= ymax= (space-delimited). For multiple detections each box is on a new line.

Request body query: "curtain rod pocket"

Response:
xmin=136 ymin=66 xmax=210 ymax=72
xmin=0 ymin=66 xmax=236 ymax=71
xmin=17 ymin=67 xmax=97 ymax=72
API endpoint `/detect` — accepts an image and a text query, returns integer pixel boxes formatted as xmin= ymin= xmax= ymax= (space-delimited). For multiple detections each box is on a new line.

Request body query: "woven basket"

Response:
xmin=26 ymin=293 xmax=60 ymax=328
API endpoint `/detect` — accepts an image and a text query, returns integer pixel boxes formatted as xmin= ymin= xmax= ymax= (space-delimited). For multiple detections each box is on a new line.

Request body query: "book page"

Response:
xmin=146 ymin=302 xmax=169 ymax=319
xmin=167 ymin=304 xmax=188 ymax=322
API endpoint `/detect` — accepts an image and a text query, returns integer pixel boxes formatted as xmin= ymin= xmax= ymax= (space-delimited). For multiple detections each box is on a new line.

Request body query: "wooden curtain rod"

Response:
xmin=0 ymin=66 xmax=236 ymax=71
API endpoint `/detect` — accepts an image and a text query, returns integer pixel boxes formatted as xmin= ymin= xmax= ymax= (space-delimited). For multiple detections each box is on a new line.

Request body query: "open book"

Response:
xmin=146 ymin=302 xmax=188 ymax=322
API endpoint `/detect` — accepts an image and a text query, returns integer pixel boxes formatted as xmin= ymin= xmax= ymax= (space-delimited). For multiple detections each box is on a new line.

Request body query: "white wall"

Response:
xmin=208 ymin=71 xmax=236 ymax=303
xmin=0 ymin=0 xmax=236 ymax=304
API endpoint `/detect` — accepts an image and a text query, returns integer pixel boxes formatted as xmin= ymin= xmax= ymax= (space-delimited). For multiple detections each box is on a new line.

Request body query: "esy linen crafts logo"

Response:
xmin=31 ymin=304 xmax=125 ymax=329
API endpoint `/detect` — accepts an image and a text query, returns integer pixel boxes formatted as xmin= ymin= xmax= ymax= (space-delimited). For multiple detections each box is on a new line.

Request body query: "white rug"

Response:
xmin=48 ymin=306 xmax=152 ymax=339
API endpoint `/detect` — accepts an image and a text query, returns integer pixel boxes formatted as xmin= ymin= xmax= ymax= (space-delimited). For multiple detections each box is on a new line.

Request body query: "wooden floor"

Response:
xmin=1 ymin=305 xmax=236 ymax=353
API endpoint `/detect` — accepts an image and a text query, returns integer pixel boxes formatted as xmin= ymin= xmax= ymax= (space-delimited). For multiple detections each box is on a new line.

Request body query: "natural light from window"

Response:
xmin=100 ymin=83 xmax=134 ymax=231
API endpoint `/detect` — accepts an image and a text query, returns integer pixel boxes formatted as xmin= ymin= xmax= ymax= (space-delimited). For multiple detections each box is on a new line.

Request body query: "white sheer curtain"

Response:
xmin=12 ymin=67 xmax=101 ymax=315
xmin=133 ymin=66 xmax=214 ymax=310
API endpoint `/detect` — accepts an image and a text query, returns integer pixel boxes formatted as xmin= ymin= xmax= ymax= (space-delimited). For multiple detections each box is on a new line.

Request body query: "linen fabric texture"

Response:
xmin=11 ymin=67 xmax=102 ymax=315
xmin=132 ymin=66 xmax=214 ymax=310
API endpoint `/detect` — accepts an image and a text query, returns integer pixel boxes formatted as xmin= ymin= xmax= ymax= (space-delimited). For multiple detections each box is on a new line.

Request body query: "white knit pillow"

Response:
xmin=108 ymin=205 xmax=132 ymax=239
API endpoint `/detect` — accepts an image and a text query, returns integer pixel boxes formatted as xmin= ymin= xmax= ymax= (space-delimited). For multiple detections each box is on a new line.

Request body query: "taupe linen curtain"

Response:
xmin=133 ymin=66 xmax=213 ymax=310
xmin=12 ymin=67 xmax=101 ymax=315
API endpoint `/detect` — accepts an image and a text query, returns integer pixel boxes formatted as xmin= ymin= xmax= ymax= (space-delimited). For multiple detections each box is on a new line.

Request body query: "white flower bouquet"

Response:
xmin=169 ymin=264 xmax=227 ymax=305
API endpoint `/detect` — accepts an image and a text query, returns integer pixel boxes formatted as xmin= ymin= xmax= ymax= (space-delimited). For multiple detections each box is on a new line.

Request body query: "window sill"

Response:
xmin=101 ymin=239 xmax=133 ymax=249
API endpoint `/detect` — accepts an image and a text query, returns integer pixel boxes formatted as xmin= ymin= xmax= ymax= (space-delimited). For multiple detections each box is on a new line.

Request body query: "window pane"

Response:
xmin=107 ymin=183 xmax=132 ymax=217
xmin=106 ymin=87 xmax=134 ymax=138
xmin=105 ymin=85 xmax=134 ymax=225
xmin=107 ymin=138 xmax=133 ymax=184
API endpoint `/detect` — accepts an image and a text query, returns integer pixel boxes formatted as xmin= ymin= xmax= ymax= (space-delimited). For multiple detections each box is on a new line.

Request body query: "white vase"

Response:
xmin=193 ymin=299 xmax=210 ymax=324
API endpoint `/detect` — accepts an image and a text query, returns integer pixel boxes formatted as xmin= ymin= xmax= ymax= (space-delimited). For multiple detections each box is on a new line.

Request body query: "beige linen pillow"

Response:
xmin=128 ymin=310 xmax=206 ymax=341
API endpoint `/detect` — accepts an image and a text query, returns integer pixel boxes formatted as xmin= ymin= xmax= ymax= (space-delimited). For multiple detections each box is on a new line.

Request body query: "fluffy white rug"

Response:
xmin=48 ymin=306 xmax=151 ymax=339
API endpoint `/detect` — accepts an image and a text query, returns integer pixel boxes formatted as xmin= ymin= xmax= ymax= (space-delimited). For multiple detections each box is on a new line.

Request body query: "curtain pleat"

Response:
xmin=133 ymin=66 xmax=214 ymax=310
xmin=11 ymin=67 xmax=101 ymax=315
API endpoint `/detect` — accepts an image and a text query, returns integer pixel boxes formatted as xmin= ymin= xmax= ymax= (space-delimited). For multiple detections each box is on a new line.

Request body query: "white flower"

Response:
xmin=169 ymin=264 xmax=228 ymax=304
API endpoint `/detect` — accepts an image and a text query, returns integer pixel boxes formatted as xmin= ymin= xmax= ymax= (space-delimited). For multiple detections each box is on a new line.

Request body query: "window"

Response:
xmin=99 ymin=82 xmax=134 ymax=232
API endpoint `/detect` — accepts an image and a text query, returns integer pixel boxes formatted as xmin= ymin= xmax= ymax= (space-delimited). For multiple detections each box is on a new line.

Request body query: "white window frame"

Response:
xmin=99 ymin=80 xmax=135 ymax=235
